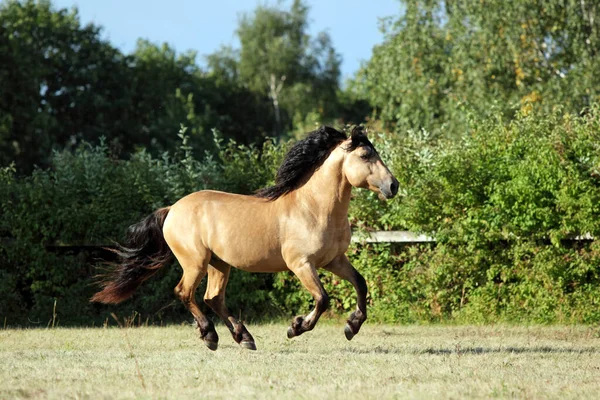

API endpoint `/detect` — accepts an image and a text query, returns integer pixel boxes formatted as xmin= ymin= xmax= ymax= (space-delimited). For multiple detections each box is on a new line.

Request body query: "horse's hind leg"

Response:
xmin=173 ymin=251 xmax=219 ymax=350
xmin=204 ymin=260 xmax=257 ymax=350
xmin=323 ymin=255 xmax=367 ymax=340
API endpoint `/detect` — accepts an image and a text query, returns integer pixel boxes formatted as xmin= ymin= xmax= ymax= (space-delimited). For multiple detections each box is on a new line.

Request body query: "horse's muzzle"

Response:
xmin=380 ymin=177 xmax=399 ymax=199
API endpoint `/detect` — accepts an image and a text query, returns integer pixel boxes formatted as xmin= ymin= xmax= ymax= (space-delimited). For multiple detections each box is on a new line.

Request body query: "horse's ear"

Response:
xmin=350 ymin=126 xmax=367 ymax=147
xmin=350 ymin=125 xmax=365 ymax=137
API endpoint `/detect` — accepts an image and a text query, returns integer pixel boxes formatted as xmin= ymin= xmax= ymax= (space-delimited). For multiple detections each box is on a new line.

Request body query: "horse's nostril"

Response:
xmin=390 ymin=180 xmax=399 ymax=197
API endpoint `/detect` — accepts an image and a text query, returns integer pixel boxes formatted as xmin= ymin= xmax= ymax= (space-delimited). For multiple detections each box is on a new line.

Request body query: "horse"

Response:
xmin=91 ymin=126 xmax=398 ymax=351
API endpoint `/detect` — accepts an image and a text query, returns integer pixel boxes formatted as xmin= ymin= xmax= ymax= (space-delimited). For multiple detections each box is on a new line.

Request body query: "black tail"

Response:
xmin=91 ymin=207 xmax=172 ymax=304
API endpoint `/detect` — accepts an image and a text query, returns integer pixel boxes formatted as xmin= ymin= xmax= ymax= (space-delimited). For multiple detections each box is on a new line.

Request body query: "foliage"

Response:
xmin=0 ymin=129 xmax=287 ymax=326
xmin=3 ymin=108 xmax=600 ymax=325
xmin=3 ymin=0 xmax=600 ymax=326
xmin=0 ymin=0 xmax=285 ymax=171
xmin=273 ymin=107 xmax=600 ymax=324
xmin=357 ymin=0 xmax=600 ymax=137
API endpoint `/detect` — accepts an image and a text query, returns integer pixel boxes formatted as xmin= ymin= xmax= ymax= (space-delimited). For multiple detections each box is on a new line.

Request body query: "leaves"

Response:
xmin=356 ymin=0 xmax=600 ymax=138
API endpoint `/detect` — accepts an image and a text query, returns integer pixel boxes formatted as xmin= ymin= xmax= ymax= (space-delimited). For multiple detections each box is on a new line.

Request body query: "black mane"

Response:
xmin=256 ymin=126 xmax=372 ymax=201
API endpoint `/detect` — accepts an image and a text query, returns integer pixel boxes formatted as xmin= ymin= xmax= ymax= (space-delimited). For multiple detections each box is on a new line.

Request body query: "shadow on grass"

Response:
xmin=342 ymin=346 xmax=600 ymax=355
xmin=420 ymin=346 xmax=600 ymax=355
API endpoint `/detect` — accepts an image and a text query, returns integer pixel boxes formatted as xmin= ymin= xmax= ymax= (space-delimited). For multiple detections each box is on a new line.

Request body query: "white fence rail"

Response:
xmin=351 ymin=231 xmax=595 ymax=243
xmin=351 ymin=231 xmax=435 ymax=243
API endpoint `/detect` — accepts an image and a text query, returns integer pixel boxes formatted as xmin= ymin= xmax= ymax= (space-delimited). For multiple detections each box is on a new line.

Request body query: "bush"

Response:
xmin=362 ymin=107 xmax=600 ymax=323
xmin=274 ymin=107 xmax=600 ymax=324
xmin=0 ymin=129 xmax=286 ymax=326
xmin=2 ymin=108 xmax=600 ymax=326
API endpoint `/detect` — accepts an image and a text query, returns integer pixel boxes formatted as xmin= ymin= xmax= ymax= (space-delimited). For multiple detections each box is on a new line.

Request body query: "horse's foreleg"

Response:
xmin=204 ymin=260 xmax=256 ymax=350
xmin=173 ymin=252 xmax=219 ymax=350
xmin=286 ymin=262 xmax=329 ymax=338
xmin=323 ymin=255 xmax=367 ymax=340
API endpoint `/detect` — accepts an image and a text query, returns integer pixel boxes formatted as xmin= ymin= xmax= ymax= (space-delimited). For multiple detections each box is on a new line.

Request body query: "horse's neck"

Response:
xmin=293 ymin=150 xmax=351 ymax=222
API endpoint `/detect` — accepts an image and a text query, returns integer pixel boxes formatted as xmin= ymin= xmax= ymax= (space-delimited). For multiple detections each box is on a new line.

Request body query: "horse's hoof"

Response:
xmin=287 ymin=326 xmax=296 ymax=339
xmin=240 ymin=340 xmax=257 ymax=350
xmin=204 ymin=340 xmax=218 ymax=351
xmin=344 ymin=323 xmax=355 ymax=341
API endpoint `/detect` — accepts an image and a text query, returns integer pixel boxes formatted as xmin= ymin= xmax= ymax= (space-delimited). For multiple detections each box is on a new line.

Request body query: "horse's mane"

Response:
xmin=256 ymin=126 xmax=373 ymax=201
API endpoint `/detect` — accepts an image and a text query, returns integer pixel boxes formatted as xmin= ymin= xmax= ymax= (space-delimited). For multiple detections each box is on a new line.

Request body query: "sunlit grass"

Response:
xmin=1 ymin=323 xmax=600 ymax=399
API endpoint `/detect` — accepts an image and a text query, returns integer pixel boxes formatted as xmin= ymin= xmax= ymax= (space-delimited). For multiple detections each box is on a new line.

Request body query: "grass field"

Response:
xmin=2 ymin=322 xmax=600 ymax=399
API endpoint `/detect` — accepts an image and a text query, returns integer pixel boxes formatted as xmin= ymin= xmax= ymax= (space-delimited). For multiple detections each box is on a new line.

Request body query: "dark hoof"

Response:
xmin=240 ymin=340 xmax=257 ymax=350
xmin=288 ymin=315 xmax=305 ymax=339
xmin=344 ymin=323 xmax=355 ymax=341
xmin=204 ymin=340 xmax=218 ymax=351
xmin=287 ymin=326 xmax=296 ymax=339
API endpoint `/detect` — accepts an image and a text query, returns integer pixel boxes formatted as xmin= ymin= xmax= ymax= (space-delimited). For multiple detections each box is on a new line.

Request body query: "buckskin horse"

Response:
xmin=92 ymin=126 xmax=398 ymax=351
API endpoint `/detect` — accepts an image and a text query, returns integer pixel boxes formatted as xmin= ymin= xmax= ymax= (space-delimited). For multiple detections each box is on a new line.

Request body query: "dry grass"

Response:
xmin=1 ymin=322 xmax=600 ymax=399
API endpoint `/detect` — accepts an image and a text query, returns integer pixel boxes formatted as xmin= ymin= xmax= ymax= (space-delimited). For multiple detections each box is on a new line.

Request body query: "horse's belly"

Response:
xmin=209 ymin=231 xmax=288 ymax=272
xmin=219 ymin=247 xmax=287 ymax=272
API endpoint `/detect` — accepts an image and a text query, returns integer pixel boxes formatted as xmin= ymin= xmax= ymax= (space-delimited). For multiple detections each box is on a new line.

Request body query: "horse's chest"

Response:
xmin=311 ymin=224 xmax=351 ymax=266
xmin=283 ymin=217 xmax=351 ymax=266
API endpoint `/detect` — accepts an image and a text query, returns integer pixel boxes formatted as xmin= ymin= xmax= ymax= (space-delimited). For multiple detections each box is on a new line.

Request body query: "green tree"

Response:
xmin=234 ymin=0 xmax=342 ymax=136
xmin=0 ymin=1 xmax=279 ymax=170
xmin=127 ymin=40 xmax=204 ymax=152
xmin=0 ymin=0 xmax=134 ymax=171
xmin=357 ymin=0 xmax=600 ymax=136
xmin=204 ymin=46 xmax=274 ymax=145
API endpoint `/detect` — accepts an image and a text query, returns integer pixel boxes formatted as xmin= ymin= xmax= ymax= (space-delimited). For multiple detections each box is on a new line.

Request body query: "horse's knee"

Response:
xmin=317 ymin=291 xmax=330 ymax=312
xmin=174 ymin=285 xmax=183 ymax=299
xmin=175 ymin=287 xmax=194 ymax=308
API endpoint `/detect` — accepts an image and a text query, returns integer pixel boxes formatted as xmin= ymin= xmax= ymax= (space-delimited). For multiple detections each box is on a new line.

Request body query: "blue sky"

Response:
xmin=51 ymin=0 xmax=403 ymax=80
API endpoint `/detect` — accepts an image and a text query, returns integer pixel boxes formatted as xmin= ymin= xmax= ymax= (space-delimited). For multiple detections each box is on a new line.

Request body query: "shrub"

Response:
xmin=0 ymin=129 xmax=286 ymax=326
xmin=2 ymin=108 xmax=600 ymax=326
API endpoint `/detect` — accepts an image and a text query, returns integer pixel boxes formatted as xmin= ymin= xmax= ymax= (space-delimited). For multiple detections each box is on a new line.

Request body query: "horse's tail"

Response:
xmin=91 ymin=207 xmax=172 ymax=304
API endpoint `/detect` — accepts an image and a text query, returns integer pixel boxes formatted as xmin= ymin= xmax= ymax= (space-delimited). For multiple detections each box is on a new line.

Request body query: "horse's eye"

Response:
xmin=360 ymin=146 xmax=373 ymax=159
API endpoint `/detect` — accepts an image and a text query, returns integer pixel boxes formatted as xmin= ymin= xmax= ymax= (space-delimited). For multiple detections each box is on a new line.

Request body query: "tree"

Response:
xmin=127 ymin=40 xmax=203 ymax=152
xmin=0 ymin=0 xmax=346 ymax=170
xmin=356 ymin=0 xmax=600 ymax=136
xmin=204 ymin=46 xmax=274 ymax=145
xmin=0 ymin=1 xmax=275 ymax=169
xmin=0 ymin=0 xmax=134 ymax=171
xmin=234 ymin=0 xmax=342 ymax=136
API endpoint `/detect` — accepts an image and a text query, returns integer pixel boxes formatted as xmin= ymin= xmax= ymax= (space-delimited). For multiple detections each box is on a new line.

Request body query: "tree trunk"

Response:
xmin=269 ymin=74 xmax=285 ymax=136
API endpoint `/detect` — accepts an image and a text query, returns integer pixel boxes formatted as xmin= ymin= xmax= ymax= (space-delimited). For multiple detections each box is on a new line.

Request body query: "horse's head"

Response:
xmin=342 ymin=128 xmax=398 ymax=199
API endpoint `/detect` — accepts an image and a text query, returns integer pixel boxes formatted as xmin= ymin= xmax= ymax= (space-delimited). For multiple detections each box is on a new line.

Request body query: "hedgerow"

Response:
xmin=2 ymin=108 xmax=600 ymax=326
